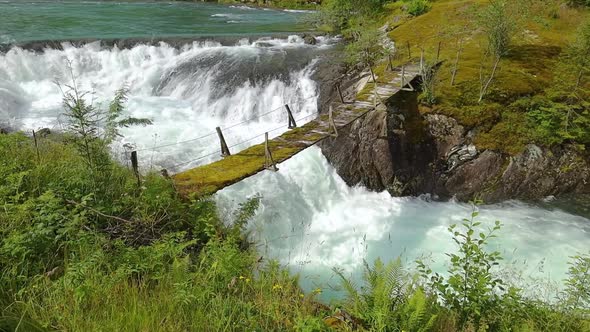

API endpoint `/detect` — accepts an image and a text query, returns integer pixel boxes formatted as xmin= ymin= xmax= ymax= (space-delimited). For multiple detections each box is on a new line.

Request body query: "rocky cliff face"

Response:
xmin=319 ymin=90 xmax=590 ymax=203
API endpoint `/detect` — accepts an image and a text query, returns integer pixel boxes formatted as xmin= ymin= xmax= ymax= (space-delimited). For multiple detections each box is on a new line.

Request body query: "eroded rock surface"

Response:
xmin=320 ymin=91 xmax=590 ymax=203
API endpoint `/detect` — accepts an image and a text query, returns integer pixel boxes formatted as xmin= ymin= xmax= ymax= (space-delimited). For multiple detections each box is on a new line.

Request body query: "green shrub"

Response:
xmin=567 ymin=0 xmax=590 ymax=7
xmin=405 ymin=0 xmax=431 ymax=17
xmin=417 ymin=204 xmax=508 ymax=330
xmin=564 ymin=252 xmax=590 ymax=310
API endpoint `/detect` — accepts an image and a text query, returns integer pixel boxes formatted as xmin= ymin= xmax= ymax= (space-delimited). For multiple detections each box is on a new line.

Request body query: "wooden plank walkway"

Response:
xmin=173 ymin=64 xmax=421 ymax=197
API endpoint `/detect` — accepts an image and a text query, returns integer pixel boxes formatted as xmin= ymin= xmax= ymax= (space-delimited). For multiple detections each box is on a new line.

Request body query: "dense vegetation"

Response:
xmin=2 ymin=0 xmax=590 ymax=331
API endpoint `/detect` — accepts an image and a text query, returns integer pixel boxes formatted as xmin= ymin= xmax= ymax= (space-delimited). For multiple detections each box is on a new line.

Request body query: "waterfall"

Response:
xmin=0 ymin=35 xmax=334 ymax=170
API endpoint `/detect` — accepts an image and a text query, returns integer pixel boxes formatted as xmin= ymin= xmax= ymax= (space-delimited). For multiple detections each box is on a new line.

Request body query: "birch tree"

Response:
xmin=477 ymin=0 xmax=519 ymax=102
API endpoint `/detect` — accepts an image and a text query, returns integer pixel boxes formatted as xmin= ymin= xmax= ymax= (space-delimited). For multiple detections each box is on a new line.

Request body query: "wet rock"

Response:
xmin=321 ymin=90 xmax=437 ymax=196
xmin=442 ymin=150 xmax=505 ymax=201
xmin=319 ymin=108 xmax=394 ymax=191
xmin=36 ymin=128 xmax=51 ymax=137
xmin=302 ymin=33 xmax=317 ymax=45
xmin=425 ymin=113 xmax=464 ymax=159
xmin=446 ymin=144 xmax=478 ymax=172
xmin=486 ymin=144 xmax=590 ymax=202
xmin=320 ymin=89 xmax=590 ymax=203
xmin=254 ymin=41 xmax=275 ymax=48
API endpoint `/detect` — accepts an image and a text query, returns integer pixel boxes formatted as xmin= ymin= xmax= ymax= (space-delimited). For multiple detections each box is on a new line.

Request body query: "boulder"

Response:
xmin=302 ymin=33 xmax=317 ymax=45
xmin=36 ymin=128 xmax=51 ymax=137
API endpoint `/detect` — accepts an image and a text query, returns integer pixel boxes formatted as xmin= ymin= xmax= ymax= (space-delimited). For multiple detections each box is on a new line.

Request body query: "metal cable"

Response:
xmin=167 ymin=111 xmax=319 ymax=171
xmin=135 ymin=94 xmax=318 ymax=152
xmin=136 ymin=131 xmax=218 ymax=152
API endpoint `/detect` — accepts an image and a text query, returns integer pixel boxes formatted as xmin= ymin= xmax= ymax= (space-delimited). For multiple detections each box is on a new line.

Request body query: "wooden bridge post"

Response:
xmin=131 ymin=151 xmax=141 ymax=186
xmin=420 ymin=49 xmax=425 ymax=74
xmin=388 ymin=54 xmax=394 ymax=72
xmin=336 ymin=84 xmax=345 ymax=104
xmin=400 ymin=65 xmax=415 ymax=92
xmin=406 ymin=41 xmax=411 ymax=59
xmin=285 ymin=104 xmax=297 ymax=129
xmin=401 ymin=65 xmax=406 ymax=88
xmin=264 ymin=132 xmax=278 ymax=171
xmin=160 ymin=168 xmax=177 ymax=192
xmin=216 ymin=127 xmax=231 ymax=157
xmin=32 ymin=129 xmax=40 ymax=163
xmin=373 ymin=81 xmax=379 ymax=107
xmin=328 ymin=106 xmax=338 ymax=138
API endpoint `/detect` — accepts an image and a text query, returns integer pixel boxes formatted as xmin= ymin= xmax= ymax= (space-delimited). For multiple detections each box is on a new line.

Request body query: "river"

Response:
xmin=1 ymin=0 xmax=588 ymax=301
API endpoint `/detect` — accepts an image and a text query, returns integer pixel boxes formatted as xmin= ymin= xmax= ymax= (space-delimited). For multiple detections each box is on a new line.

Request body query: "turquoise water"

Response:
xmin=0 ymin=0 xmax=308 ymax=44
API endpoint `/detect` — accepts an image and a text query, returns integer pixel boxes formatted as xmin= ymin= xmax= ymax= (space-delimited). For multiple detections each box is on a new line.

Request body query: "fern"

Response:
xmin=104 ymin=87 xmax=152 ymax=144
xmin=400 ymin=288 xmax=438 ymax=332
xmin=332 ymin=267 xmax=366 ymax=317
xmin=334 ymin=257 xmax=410 ymax=331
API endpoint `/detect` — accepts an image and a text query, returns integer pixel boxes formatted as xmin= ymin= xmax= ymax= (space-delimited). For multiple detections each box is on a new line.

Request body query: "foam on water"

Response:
xmin=0 ymin=36 xmax=332 ymax=171
xmin=284 ymin=9 xmax=316 ymax=13
xmin=216 ymin=147 xmax=590 ymax=299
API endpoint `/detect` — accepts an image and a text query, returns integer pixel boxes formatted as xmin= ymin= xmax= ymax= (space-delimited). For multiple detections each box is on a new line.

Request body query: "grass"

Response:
xmin=0 ymin=132 xmax=330 ymax=331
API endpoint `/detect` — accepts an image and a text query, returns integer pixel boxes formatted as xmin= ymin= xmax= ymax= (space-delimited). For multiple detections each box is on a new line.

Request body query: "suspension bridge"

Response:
xmin=157 ymin=63 xmax=421 ymax=197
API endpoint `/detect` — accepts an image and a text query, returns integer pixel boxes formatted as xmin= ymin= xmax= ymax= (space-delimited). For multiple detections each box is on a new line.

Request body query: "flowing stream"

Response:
xmin=0 ymin=0 xmax=308 ymax=43
xmin=216 ymin=147 xmax=590 ymax=299
xmin=1 ymin=0 xmax=589 ymax=301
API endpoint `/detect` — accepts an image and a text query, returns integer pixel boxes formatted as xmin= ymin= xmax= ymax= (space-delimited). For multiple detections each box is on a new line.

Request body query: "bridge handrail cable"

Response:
xmin=136 ymin=94 xmax=318 ymax=152
xmin=168 ymin=112 xmax=317 ymax=171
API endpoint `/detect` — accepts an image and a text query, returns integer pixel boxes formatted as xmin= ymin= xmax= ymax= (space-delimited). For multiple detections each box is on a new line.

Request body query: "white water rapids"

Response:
xmin=217 ymin=147 xmax=590 ymax=299
xmin=1 ymin=36 xmax=589 ymax=300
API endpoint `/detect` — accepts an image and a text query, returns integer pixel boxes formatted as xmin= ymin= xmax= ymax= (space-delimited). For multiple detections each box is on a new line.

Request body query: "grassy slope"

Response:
xmin=381 ymin=0 xmax=588 ymax=154
xmin=0 ymin=132 xmax=329 ymax=331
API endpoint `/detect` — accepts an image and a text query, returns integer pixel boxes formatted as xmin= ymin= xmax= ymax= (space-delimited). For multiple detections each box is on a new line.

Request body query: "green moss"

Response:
xmin=173 ymin=108 xmax=359 ymax=196
xmin=474 ymin=111 xmax=533 ymax=155
xmin=174 ymin=142 xmax=303 ymax=196
xmin=381 ymin=0 xmax=589 ymax=154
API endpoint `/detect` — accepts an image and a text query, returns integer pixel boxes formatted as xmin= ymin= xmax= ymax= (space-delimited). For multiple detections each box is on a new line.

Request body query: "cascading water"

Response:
xmin=0 ymin=36 xmax=333 ymax=171
xmin=216 ymin=147 xmax=590 ymax=300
